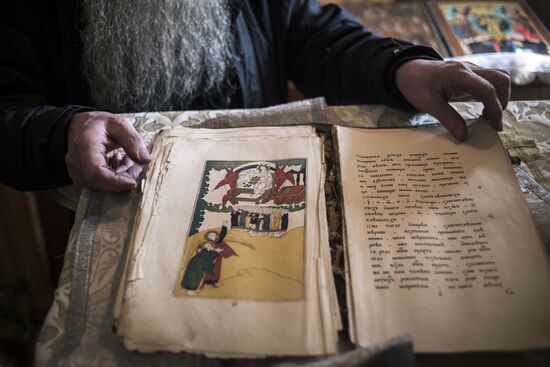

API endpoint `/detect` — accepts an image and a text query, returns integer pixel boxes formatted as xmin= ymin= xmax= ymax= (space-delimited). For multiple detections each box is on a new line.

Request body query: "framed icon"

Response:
xmin=428 ymin=0 xmax=550 ymax=55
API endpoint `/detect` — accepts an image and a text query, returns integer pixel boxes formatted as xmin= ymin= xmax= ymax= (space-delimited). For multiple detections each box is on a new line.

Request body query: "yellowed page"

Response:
xmin=117 ymin=126 xmax=336 ymax=356
xmin=337 ymin=120 xmax=550 ymax=352
xmin=317 ymin=163 xmax=341 ymax=350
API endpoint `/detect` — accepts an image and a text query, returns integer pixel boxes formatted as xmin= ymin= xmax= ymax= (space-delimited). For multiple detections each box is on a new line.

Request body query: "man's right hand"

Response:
xmin=65 ymin=111 xmax=151 ymax=193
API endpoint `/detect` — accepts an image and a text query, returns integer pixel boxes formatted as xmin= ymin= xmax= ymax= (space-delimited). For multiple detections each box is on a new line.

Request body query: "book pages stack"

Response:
xmin=336 ymin=122 xmax=550 ymax=352
xmin=115 ymin=126 xmax=340 ymax=357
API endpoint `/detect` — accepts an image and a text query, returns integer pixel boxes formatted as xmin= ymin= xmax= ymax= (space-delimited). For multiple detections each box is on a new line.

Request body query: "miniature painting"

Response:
xmin=174 ymin=159 xmax=307 ymax=301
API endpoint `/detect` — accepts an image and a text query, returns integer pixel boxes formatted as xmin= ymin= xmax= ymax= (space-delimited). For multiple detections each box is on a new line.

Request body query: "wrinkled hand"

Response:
xmin=395 ymin=59 xmax=511 ymax=141
xmin=66 ymin=111 xmax=151 ymax=193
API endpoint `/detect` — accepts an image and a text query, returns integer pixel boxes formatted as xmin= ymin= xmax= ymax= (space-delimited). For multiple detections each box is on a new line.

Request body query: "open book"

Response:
xmin=115 ymin=120 xmax=550 ymax=357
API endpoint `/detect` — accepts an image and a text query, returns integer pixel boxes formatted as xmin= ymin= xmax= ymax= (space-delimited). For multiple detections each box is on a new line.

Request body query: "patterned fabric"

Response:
xmin=36 ymin=99 xmax=550 ymax=366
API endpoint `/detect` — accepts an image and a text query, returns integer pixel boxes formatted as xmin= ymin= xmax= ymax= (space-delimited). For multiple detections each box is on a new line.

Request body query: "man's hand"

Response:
xmin=66 ymin=111 xmax=151 ymax=193
xmin=395 ymin=59 xmax=511 ymax=141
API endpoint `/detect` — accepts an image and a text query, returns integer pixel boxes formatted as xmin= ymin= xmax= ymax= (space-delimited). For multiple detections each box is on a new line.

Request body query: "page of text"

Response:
xmin=338 ymin=121 xmax=550 ymax=352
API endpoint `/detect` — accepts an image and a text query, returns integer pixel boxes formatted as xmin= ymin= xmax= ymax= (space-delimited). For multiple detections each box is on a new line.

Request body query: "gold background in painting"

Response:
xmin=174 ymin=227 xmax=305 ymax=301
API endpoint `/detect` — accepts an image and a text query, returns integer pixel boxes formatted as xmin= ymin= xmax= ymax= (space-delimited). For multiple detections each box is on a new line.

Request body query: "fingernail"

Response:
xmin=118 ymin=172 xmax=136 ymax=185
xmin=452 ymin=127 xmax=466 ymax=141
xmin=138 ymin=148 xmax=151 ymax=161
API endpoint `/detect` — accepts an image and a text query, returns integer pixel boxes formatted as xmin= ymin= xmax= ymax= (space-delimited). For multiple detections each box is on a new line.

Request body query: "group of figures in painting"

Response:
xmin=442 ymin=3 xmax=549 ymax=54
xmin=178 ymin=161 xmax=307 ymax=296
xmin=215 ymin=164 xmax=305 ymax=207
xmin=230 ymin=208 xmax=289 ymax=235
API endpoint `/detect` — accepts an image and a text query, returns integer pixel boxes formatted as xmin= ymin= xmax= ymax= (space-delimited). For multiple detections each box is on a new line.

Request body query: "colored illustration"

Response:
xmin=174 ymin=159 xmax=307 ymax=301
xmin=435 ymin=1 xmax=550 ymax=55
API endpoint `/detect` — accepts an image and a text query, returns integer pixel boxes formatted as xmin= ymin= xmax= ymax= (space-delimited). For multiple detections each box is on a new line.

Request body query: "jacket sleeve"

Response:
xmin=285 ymin=0 xmax=443 ymax=107
xmin=0 ymin=4 xmax=91 ymax=191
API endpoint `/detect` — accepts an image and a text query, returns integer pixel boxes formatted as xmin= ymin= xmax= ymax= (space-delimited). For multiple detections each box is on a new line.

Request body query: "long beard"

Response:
xmin=82 ymin=0 xmax=234 ymax=112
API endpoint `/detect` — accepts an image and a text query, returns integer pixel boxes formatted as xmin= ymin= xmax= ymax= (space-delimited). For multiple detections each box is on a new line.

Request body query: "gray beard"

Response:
xmin=82 ymin=0 xmax=234 ymax=112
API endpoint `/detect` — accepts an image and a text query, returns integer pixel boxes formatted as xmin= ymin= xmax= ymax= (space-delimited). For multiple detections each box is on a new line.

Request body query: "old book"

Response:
xmin=116 ymin=119 xmax=550 ymax=356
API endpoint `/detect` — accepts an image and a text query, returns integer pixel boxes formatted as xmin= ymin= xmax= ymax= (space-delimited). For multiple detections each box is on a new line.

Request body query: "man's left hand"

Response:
xmin=395 ymin=59 xmax=511 ymax=141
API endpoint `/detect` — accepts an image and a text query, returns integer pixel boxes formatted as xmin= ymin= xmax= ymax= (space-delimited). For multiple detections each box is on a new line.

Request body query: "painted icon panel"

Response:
xmin=430 ymin=1 xmax=550 ymax=55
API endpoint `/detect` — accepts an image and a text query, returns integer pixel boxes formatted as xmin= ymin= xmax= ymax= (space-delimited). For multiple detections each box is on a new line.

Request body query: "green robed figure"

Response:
xmin=181 ymin=242 xmax=221 ymax=295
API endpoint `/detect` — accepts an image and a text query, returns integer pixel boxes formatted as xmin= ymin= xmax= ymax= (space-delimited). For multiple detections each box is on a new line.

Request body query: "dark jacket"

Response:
xmin=0 ymin=0 xmax=440 ymax=190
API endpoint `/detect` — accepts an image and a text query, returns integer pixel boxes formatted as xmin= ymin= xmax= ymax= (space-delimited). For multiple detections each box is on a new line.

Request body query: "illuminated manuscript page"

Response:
xmin=337 ymin=121 xmax=550 ymax=352
xmin=117 ymin=126 xmax=337 ymax=356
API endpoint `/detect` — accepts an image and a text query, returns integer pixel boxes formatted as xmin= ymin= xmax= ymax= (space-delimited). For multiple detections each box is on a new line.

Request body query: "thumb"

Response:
xmin=106 ymin=116 xmax=151 ymax=164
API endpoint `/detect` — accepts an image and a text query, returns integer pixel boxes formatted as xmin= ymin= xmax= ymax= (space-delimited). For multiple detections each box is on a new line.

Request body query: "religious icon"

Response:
xmin=341 ymin=1 xmax=449 ymax=56
xmin=429 ymin=0 xmax=550 ymax=56
xmin=174 ymin=159 xmax=307 ymax=301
